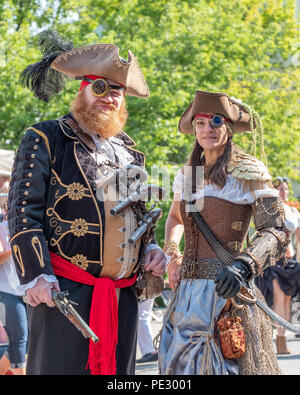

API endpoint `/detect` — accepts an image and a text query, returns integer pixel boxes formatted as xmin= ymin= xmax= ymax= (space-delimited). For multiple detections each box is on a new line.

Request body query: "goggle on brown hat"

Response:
xmin=179 ymin=90 xmax=267 ymax=163
xmin=179 ymin=91 xmax=255 ymax=135
xmin=51 ymin=44 xmax=150 ymax=98
xmin=20 ymin=29 xmax=149 ymax=102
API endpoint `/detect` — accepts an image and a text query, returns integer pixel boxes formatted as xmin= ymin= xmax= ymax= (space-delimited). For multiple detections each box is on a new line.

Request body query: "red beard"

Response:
xmin=71 ymin=90 xmax=128 ymax=138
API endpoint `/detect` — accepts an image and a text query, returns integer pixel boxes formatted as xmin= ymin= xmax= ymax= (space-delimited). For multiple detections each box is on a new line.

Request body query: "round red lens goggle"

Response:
xmin=77 ymin=75 xmax=125 ymax=97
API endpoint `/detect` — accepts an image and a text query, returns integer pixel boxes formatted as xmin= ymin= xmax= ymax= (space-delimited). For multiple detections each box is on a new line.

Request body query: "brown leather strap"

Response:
xmin=189 ymin=210 xmax=234 ymax=265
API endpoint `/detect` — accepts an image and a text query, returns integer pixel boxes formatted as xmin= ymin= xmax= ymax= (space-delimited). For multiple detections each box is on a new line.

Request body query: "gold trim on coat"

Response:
xmin=27 ymin=127 xmax=52 ymax=162
xmin=31 ymin=236 xmax=45 ymax=268
xmin=12 ymin=245 xmax=25 ymax=277
xmin=10 ymin=229 xmax=43 ymax=244
xmin=74 ymin=141 xmax=103 ymax=265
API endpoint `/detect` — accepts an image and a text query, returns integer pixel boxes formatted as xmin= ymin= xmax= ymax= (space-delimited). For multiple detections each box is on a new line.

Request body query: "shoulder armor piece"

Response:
xmin=227 ymin=152 xmax=272 ymax=189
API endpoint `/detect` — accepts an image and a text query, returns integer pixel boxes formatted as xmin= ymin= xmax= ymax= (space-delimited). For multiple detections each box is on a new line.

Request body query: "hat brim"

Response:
xmin=179 ymin=91 xmax=253 ymax=134
xmin=51 ymin=44 xmax=150 ymax=98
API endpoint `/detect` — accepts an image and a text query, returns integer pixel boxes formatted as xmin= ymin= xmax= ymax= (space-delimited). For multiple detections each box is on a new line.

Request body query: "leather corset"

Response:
xmin=180 ymin=197 xmax=252 ymax=264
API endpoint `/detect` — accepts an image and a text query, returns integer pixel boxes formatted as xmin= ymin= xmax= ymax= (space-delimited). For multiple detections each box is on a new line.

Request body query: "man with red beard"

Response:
xmin=7 ymin=30 xmax=166 ymax=375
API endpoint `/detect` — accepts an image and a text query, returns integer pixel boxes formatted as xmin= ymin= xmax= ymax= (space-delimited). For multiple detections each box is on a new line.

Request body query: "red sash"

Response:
xmin=50 ymin=252 xmax=137 ymax=375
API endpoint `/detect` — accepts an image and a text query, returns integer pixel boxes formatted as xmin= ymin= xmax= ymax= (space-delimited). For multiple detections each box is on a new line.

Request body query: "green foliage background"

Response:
xmin=0 ymin=0 xmax=299 ymax=246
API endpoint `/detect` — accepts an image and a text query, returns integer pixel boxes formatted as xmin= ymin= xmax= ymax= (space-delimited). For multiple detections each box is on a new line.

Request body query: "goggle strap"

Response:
xmin=194 ymin=113 xmax=233 ymax=124
xmin=109 ymin=85 xmax=125 ymax=91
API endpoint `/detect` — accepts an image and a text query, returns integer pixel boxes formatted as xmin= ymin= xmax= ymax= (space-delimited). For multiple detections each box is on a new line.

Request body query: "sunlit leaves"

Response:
xmin=0 ymin=0 xmax=299 ymax=245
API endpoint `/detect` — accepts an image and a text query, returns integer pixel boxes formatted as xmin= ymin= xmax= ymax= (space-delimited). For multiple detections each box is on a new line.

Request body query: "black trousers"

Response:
xmin=26 ymin=276 xmax=138 ymax=375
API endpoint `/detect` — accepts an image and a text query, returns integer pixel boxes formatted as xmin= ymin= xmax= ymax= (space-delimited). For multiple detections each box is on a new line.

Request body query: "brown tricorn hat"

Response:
xmin=51 ymin=44 xmax=150 ymax=98
xmin=179 ymin=91 xmax=255 ymax=134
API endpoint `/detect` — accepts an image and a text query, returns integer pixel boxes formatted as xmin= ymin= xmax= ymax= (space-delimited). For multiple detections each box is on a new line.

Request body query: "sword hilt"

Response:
xmin=231 ymin=285 xmax=257 ymax=310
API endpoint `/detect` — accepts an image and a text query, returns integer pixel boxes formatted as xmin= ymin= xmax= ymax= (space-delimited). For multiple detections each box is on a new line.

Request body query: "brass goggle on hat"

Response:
xmin=192 ymin=113 xmax=234 ymax=129
xmin=19 ymin=29 xmax=150 ymax=102
xmin=179 ymin=91 xmax=254 ymax=135
xmin=179 ymin=90 xmax=267 ymax=162
xmin=76 ymin=75 xmax=125 ymax=98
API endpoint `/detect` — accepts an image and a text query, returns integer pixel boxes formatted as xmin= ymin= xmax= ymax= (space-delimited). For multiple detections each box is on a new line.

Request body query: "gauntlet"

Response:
xmin=236 ymin=196 xmax=290 ymax=279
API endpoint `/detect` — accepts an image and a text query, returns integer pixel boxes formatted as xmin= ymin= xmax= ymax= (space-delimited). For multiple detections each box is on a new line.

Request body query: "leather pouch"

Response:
xmin=215 ymin=301 xmax=246 ymax=359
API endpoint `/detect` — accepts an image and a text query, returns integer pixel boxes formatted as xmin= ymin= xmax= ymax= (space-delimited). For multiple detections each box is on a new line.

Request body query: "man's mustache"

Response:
xmin=92 ymin=102 xmax=117 ymax=111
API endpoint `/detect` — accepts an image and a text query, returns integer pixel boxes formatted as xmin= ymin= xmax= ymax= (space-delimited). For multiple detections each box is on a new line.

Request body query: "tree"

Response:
xmin=0 ymin=0 xmax=299 ymax=244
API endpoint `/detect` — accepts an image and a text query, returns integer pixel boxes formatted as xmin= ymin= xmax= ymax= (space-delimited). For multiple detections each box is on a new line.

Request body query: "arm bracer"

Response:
xmin=236 ymin=196 xmax=290 ymax=279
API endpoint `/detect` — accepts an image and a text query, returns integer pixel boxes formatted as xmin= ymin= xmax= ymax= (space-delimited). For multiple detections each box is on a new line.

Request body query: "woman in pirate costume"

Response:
xmin=8 ymin=30 xmax=166 ymax=375
xmin=255 ymin=177 xmax=300 ymax=354
xmin=159 ymin=91 xmax=289 ymax=375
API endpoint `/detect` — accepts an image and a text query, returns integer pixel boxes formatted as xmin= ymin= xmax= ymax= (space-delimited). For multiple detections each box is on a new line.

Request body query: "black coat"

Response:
xmin=8 ymin=114 xmax=146 ymax=284
xmin=7 ymin=114 xmax=149 ymax=374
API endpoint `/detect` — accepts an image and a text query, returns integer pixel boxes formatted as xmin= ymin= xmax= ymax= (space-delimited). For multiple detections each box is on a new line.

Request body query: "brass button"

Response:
xmin=26 ymin=182 xmax=30 ymax=187
xmin=21 ymin=208 xmax=25 ymax=213
xmin=22 ymin=218 xmax=27 ymax=223
xmin=31 ymin=154 xmax=36 ymax=159
xmin=22 ymin=201 xmax=27 ymax=206
xmin=30 ymin=164 xmax=34 ymax=168
xmin=33 ymin=145 xmax=38 ymax=150
xmin=35 ymin=138 xmax=40 ymax=143
xmin=227 ymin=241 xmax=242 ymax=251
xmin=28 ymin=173 xmax=32 ymax=177
xmin=24 ymin=191 xmax=29 ymax=196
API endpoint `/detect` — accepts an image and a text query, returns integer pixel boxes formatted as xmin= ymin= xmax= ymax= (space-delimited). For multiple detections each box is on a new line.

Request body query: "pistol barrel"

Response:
xmin=110 ymin=184 xmax=166 ymax=217
xmin=128 ymin=208 xmax=162 ymax=244
xmin=52 ymin=290 xmax=99 ymax=343
xmin=110 ymin=196 xmax=136 ymax=216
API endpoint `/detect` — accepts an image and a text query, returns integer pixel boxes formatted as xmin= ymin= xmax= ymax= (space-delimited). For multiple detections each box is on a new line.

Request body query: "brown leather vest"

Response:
xmin=180 ymin=197 xmax=252 ymax=264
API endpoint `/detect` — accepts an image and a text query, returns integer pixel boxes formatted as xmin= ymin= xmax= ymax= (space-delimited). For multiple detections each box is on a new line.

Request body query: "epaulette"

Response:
xmin=227 ymin=151 xmax=273 ymax=191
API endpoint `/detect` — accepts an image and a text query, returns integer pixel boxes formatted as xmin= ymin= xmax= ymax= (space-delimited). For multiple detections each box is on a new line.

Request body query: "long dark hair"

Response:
xmin=187 ymin=135 xmax=238 ymax=190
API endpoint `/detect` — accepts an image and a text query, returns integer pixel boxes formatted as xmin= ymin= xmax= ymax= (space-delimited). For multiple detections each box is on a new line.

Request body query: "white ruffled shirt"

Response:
xmin=172 ymin=169 xmax=300 ymax=257
xmin=172 ymin=169 xmax=278 ymax=204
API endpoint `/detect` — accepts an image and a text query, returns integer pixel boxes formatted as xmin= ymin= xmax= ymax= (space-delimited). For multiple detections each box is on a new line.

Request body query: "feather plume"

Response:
xmin=20 ymin=29 xmax=74 ymax=102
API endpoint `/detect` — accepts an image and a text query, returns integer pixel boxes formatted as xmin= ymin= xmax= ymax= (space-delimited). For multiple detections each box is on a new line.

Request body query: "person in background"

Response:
xmin=136 ymin=298 xmax=158 ymax=363
xmin=0 ymin=149 xmax=28 ymax=374
xmin=255 ymin=177 xmax=300 ymax=354
xmin=295 ymin=195 xmax=300 ymax=263
xmin=0 ymin=322 xmax=9 ymax=374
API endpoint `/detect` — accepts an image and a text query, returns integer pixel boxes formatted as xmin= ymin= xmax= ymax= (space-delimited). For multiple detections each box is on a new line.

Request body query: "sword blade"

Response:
xmin=255 ymin=298 xmax=300 ymax=334
xmin=244 ymin=282 xmax=300 ymax=334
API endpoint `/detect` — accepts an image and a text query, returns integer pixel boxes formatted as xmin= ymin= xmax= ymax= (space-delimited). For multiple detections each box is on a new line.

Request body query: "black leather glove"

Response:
xmin=214 ymin=260 xmax=251 ymax=299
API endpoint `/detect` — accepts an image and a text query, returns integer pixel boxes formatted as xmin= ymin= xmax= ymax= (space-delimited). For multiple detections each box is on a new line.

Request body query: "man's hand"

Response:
xmin=25 ymin=278 xmax=60 ymax=307
xmin=144 ymin=247 xmax=167 ymax=277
